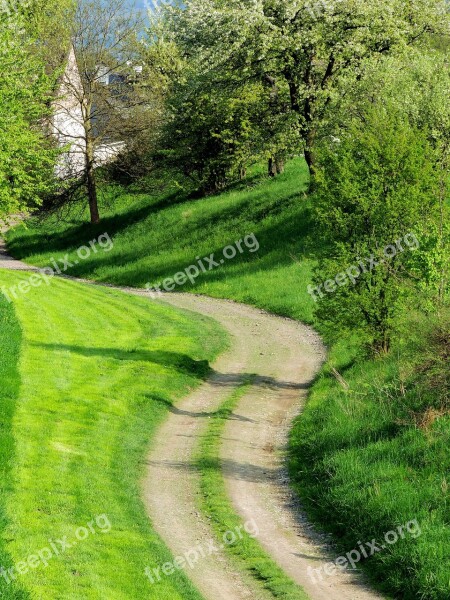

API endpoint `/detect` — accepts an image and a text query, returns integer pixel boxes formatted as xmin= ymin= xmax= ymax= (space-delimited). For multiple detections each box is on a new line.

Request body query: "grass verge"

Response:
xmin=196 ymin=378 xmax=308 ymax=600
xmin=0 ymin=270 xmax=226 ymax=599
xmin=0 ymin=293 xmax=30 ymax=599
xmin=289 ymin=314 xmax=450 ymax=600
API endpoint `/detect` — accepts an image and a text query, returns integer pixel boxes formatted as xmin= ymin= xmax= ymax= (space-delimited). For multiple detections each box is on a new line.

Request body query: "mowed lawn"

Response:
xmin=0 ymin=270 xmax=226 ymax=599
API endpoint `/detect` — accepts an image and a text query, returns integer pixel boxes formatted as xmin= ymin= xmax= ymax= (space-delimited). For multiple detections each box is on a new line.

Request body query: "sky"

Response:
xmin=134 ymin=0 xmax=153 ymax=12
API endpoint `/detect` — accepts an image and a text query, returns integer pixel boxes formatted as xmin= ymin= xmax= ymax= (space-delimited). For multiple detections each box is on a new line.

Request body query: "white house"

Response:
xmin=52 ymin=46 xmax=86 ymax=178
xmin=51 ymin=46 xmax=125 ymax=179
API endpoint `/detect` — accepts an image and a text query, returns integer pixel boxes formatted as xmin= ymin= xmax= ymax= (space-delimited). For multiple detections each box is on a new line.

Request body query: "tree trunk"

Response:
xmin=268 ymin=157 xmax=277 ymax=177
xmin=304 ymin=147 xmax=315 ymax=175
xmin=304 ymin=128 xmax=317 ymax=183
xmin=86 ymin=140 xmax=100 ymax=224
xmin=268 ymin=156 xmax=285 ymax=177
xmin=82 ymin=99 xmax=100 ymax=225
xmin=275 ymin=156 xmax=285 ymax=174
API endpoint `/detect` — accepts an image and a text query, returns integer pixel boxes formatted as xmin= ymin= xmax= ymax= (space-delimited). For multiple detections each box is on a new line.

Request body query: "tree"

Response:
xmin=0 ymin=8 xmax=58 ymax=220
xmin=169 ymin=0 xmax=449 ymax=178
xmin=53 ymin=0 xmax=146 ymax=223
xmin=310 ymin=106 xmax=447 ymax=353
xmin=19 ymin=0 xmax=75 ymax=73
xmin=143 ymin=8 xmax=297 ymax=191
xmin=339 ymin=49 xmax=450 ymax=304
xmin=163 ymin=76 xmax=284 ymax=193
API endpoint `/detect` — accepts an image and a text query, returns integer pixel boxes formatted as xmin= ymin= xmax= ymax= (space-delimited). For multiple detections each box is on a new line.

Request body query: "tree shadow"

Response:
xmin=8 ymin=190 xmax=187 ymax=258
xmin=150 ymin=394 xmax=256 ymax=423
xmin=32 ymin=342 xmax=211 ymax=379
xmin=33 ymin=343 xmax=312 ymax=391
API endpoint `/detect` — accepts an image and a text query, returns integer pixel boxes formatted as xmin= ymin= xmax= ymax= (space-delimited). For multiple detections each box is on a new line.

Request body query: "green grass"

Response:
xmin=196 ymin=379 xmax=308 ymax=600
xmin=289 ymin=315 xmax=450 ymax=600
xmin=6 ymin=159 xmax=317 ymax=324
xmin=0 ymin=270 xmax=226 ymax=599
xmin=0 ymin=293 xmax=30 ymax=599
xmin=5 ymin=158 xmax=450 ymax=599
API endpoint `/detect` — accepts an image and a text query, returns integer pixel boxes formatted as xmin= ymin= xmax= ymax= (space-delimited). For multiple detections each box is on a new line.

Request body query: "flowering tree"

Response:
xmin=169 ymin=0 xmax=449 ymax=177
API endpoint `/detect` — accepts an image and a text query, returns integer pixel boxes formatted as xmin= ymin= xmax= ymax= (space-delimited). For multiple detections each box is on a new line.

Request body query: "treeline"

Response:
xmin=139 ymin=0 xmax=448 ymax=192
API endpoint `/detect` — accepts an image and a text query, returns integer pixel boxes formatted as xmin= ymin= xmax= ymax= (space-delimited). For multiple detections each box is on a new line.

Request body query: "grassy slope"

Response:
xmin=290 ymin=318 xmax=450 ymax=600
xmin=0 ymin=270 xmax=225 ymax=600
xmin=0 ymin=294 xmax=30 ymax=599
xmin=6 ymin=159 xmax=316 ymax=323
xmin=6 ymin=159 xmax=450 ymax=599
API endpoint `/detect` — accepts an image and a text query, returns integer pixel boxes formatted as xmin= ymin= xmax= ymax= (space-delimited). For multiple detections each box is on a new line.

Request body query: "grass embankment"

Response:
xmin=6 ymin=159 xmax=450 ymax=598
xmin=0 ymin=294 xmax=30 ymax=600
xmin=0 ymin=270 xmax=225 ymax=599
xmin=196 ymin=380 xmax=308 ymax=600
xmin=290 ymin=316 xmax=450 ymax=600
xmin=6 ymin=159 xmax=316 ymax=323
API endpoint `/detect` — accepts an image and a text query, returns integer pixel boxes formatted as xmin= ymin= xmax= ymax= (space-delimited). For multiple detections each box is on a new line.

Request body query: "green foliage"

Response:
xmin=311 ymin=107 xmax=447 ymax=352
xmin=0 ymin=9 xmax=58 ymax=219
xmin=164 ymin=79 xmax=278 ymax=193
xmin=18 ymin=0 xmax=74 ymax=72
xmin=168 ymin=0 xmax=450 ymax=172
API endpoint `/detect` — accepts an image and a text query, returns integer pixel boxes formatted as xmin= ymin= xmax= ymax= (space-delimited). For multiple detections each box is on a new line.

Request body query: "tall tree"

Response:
xmin=169 ymin=0 xmax=449 ymax=178
xmin=53 ymin=0 xmax=146 ymax=223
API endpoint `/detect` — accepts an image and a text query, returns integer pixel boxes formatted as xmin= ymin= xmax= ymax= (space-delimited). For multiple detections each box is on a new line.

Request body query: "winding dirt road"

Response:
xmin=144 ymin=293 xmax=386 ymax=600
xmin=0 ymin=240 xmax=385 ymax=600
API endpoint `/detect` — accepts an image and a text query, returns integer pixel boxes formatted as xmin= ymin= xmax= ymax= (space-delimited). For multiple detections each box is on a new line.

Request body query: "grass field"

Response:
xmin=5 ymin=158 xmax=450 ymax=599
xmin=0 ymin=270 xmax=225 ymax=599
xmin=289 ymin=313 xmax=450 ymax=600
xmin=6 ymin=159 xmax=316 ymax=324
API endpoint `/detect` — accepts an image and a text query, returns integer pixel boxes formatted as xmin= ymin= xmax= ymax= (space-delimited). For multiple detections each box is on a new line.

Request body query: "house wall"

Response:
xmin=52 ymin=46 xmax=126 ymax=179
xmin=52 ymin=46 xmax=87 ymax=178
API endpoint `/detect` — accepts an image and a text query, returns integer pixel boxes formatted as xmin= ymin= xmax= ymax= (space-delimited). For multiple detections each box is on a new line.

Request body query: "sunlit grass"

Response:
xmin=7 ymin=158 xmax=316 ymax=324
xmin=0 ymin=271 xmax=226 ymax=599
xmin=6 ymin=157 xmax=450 ymax=599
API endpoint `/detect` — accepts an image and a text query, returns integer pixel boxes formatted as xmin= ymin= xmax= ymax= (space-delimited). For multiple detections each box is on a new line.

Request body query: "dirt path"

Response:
xmin=0 ymin=239 xmax=39 ymax=271
xmin=144 ymin=293 xmax=386 ymax=600
xmin=0 ymin=241 xmax=385 ymax=600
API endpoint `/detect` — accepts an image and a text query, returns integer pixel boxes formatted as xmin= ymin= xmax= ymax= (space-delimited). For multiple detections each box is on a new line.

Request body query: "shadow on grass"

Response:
xmin=33 ymin=343 xmax=211 ymax=379
xmin=8 ymin=190 xmax=187 ymax=258
xmin=8 ymin=176 xmax=324 ymax=287
xmin=34 ymin=201 xmax=322 ymax=290
xmin=33 ymin=343 xmax=313 ymax=391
